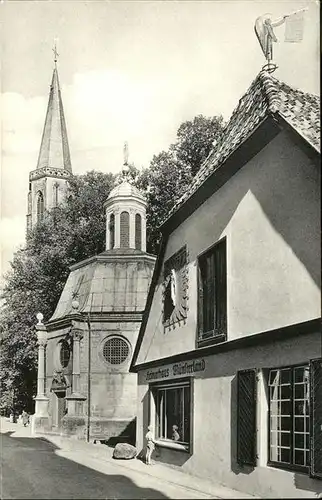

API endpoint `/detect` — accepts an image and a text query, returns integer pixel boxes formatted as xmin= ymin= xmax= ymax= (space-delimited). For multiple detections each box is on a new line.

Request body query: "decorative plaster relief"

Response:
xmin=163 ymin=245 xmax=189 ymax=330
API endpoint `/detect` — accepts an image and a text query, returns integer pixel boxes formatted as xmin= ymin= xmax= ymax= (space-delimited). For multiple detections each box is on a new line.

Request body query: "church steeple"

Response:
xmin=36 ymin=66 xmax=72 ymax=172
xmin=27 ymin=50 xmax=72 ymax=233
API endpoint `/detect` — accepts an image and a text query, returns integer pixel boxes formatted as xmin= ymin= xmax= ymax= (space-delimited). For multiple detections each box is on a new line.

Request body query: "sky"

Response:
xmin=0 ymin=0 xmax=320 ymax=283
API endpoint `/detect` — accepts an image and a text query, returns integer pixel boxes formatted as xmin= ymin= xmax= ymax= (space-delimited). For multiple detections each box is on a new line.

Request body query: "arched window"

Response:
xmin=53 ymin=183 xmax=59 ymax=207
xmin=59 ymin=340 xmax=71 ymax=368
xmin=135 ymin=213 xmax=142 ymax=250
xmin=109 ymin=213 xmax=115 ymax=249
xmin=120 ymin=211 xmax=129 ymax=248
xmin=37 ymin=191 xmax=44 ymax=222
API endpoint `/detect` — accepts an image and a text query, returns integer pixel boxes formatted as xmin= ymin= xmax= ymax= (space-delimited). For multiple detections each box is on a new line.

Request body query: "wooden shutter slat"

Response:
xmin=237 ymin=369 xmax=257 ymax=466
xmin=310 ymin=357 xmax=322 ymax=479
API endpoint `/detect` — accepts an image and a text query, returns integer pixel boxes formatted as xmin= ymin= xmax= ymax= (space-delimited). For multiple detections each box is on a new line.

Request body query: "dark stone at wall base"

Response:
xmin=61 ymin=416 xmax=86 ymax=439
xmin=112 ymin=442 xmax=137 ymax=460
xmin=89 ymin=417 xmax=136 ymax=445
xmin=32 ymin=416 xmax=50 ymax=434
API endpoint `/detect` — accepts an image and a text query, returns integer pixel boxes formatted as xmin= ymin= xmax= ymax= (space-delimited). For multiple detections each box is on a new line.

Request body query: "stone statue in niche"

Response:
xmin=51 ymin=369 xmax=69 ymax=391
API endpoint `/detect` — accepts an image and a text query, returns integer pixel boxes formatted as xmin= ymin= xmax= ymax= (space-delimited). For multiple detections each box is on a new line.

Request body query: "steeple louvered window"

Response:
xmin=120 ymin=211 xmax=129 ymax=248
xmin=53 ymin=183 xmax=59 ymax=207
xmin=37 ymin=191 xmax=44 ymax=222
xmin=135 ymin=213 xmax=142 ymax=250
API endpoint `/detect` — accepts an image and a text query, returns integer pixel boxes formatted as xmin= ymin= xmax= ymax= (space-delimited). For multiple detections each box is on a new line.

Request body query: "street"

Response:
xmin=0 ymin=427 xmax=214 ymax=500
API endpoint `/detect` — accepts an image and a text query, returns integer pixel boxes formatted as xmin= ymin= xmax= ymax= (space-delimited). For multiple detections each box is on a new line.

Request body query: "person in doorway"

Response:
xmin=22 ymin=410 xmax=29 ymax=427
xmin=145 ymin=425 xmax=155 ymax=465
xmin=172 ymin=424 xmax=180 ymax=441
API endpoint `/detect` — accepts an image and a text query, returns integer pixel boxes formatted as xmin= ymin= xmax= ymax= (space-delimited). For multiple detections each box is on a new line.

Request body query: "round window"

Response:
xmin=60 ymin=340 xmax=70 ymax=368
xmin=102 ymin=337 xmax=130 ymax=365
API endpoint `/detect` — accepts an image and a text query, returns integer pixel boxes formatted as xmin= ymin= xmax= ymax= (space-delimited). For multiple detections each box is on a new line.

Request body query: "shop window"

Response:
xmin=102 ymin=336 xmax=130 ymax=365
xmin=109 ymin=213 xmax=115 ymax=249
xmin=153 ymin=380 xmax=191 ymax=450
xmin=163 ymin=246 xmax=188 ymax=328
xmin=197 ymin=238 xmax=226 ymax=347
xmin=120 ymin=211 xmax=129 ymax=248
xmin=135 ymin=213 xmax=142 ymax=250
xmin=37 ymin=191 xmax=44 ymax=222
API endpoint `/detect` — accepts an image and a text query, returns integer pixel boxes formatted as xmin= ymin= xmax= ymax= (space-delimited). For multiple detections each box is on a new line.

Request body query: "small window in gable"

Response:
xmin=120 ymin=211 xmax=129 ymax=248
xmin=163 ymin=246 xmax=188 ymax=328
xmin=135 ymin=213 xmax=142 ymax=250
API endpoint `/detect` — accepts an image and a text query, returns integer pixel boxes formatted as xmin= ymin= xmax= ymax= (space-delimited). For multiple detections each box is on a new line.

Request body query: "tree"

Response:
xmin=142 ymin=114 xmax=224 ymax=253
xmin=142 ymin=151 xmax=193 ymax=254
xmin=172 ymin=114 xmax=224 ymax=176
xmin=0 ymin=171 xmax=115 ymax=414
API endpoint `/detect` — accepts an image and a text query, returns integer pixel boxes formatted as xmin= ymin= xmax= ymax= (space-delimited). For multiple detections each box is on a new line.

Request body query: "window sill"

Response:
xmin=154 ymin=439 xmax=190 ymax=453
xmin=267 ymin=461 xmax=309 ymax=475
xmin=197 ymin=332 xmax=227 ymax=348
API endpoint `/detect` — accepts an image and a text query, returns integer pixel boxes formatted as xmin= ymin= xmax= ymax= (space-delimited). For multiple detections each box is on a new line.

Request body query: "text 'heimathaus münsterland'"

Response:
xmin=146 ymin=359 xmax=205 ymax=381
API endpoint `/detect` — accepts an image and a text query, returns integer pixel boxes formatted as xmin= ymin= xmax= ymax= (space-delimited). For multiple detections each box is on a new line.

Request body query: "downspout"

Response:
xmin=86 ymin=312 xmax=91 ymax=442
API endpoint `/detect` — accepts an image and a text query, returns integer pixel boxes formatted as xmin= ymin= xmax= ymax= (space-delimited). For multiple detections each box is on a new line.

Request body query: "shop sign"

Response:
xmin=146 ymin=358 xmax=205 ymax=382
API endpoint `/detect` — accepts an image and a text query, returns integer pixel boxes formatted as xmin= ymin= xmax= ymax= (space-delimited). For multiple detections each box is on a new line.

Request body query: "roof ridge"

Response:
xmin=163 ymin=70 xmax=320 ymax=224
xmin=258 ymin=70 xmax=281 ymax=114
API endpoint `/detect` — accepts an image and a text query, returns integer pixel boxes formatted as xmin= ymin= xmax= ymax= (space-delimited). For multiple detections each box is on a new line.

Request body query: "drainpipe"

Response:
xmin=86 ymin=312 xmax=91 ymax=443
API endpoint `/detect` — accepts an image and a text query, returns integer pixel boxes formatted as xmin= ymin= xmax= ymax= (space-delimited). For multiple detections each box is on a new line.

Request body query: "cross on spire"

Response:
xmin=52 ymin=40 xmax=59 ymax=65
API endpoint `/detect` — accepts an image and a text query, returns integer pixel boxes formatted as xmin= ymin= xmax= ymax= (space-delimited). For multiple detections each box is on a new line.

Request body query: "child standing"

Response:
xmin=145 ymin=425 xmax=155 ymax=465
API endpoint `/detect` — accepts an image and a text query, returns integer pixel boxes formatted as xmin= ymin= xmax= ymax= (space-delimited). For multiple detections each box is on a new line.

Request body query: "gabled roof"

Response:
xmin=167 ymin=70 xmax=320 ymax=219
xmin=36 ymin=67 xmax=72 ymax=172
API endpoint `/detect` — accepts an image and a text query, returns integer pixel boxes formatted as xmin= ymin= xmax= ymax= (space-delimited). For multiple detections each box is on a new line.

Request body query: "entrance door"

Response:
xmin=54 ymin=391 xmax=66 ymax=428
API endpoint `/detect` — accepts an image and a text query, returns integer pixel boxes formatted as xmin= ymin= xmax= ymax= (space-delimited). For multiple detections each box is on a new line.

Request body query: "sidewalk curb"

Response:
xmin=40 ymin=433 xmax=258 ymax=500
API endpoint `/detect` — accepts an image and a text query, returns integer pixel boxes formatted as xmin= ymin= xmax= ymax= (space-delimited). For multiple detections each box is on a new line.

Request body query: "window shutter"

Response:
xmin=215 ymin=240 xmax=227 ymax=334
xmin=197 ymin=265 xmax=204 ymax=337
xmin=309 ymin=357 xmax=322 ymax=479
xmin=237 ymin=369 xmax=257 ymax=466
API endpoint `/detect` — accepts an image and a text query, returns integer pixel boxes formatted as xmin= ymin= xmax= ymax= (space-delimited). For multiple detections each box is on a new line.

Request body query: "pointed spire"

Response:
xmin=36 ymin=58 xmax=72 ymax=172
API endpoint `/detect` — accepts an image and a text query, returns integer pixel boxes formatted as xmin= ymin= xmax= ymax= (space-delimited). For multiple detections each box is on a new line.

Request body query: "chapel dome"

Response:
xmin=108 ymin=180 xmax=146 ymax=202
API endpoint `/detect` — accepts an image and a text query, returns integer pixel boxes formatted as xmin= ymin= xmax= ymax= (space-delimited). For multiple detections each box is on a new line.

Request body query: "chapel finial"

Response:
xmin=121 ymin=141 xmax=131 ymax=182
xmin=123 ymin=141 xmax=129 ymax=167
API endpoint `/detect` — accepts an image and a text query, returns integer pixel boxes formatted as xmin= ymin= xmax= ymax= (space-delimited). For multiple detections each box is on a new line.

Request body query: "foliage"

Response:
xmin=0 ymin=171 xmax=115 ymax=414
xmin=171 ymin=114 xmax=224 ymax=176
xmin=142 ymin=151 xmax=193 ymax=254
xmin=142 ymin=114 xmax=224 ymax=253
